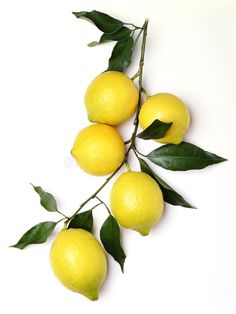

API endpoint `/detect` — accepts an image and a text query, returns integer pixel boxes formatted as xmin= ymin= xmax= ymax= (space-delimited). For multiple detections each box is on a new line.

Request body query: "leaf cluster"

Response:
xmin=11 ymin=185 xmax=126 ymax=271
xmin=134 ymin=119 xmax=226 ymax=208
xmin=73 ymin=10 xmax=141 ymax=72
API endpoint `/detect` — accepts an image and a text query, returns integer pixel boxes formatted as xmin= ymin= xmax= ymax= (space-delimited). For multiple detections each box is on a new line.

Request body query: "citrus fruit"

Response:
xmin=110 ymin=171 xmax=164 ymax=236
xmin=139 ymin=93 xmax=190 ymax=144
xmin=71 ymin=123 xmax=125 ymax=176
xmin=50 ymin=228 xmax=107 ymax=301
xmin=85 ymin=71 xmax=138 ymax=125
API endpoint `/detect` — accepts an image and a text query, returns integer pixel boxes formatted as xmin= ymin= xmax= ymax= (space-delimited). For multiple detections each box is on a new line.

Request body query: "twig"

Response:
xmin=95 ymin=196 xmax=111 ymax=214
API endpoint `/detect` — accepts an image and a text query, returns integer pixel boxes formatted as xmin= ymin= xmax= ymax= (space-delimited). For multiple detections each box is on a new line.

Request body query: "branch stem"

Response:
xmin=67 ymin=18 xmax=149 ymax=224
xmin=68 ymin=162 xmax=124 ymax=221
xmin=126 ymin=19 xmax=149 ymax=155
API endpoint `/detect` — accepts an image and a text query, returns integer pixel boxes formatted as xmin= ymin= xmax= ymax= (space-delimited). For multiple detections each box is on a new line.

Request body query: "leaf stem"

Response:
xmin=95 ymin=196 xmax=111 ymax=214
xmin=124 ymin=23 xmax=143 ymax=30
xmin=56 ymin=209 xmax=69 ymax=219
xmin=125 ymin=161 xmax=131 ymax=171
xmin=90 ymin=202 xmax=103 ymax=211
xmin=57 ymin=217 xmax=67 ymax=224
xmin=133 ymin=146 xmax=147 ymax=158
xmin=142 ymin=87 xmax=150 ymax=98
xmin=133 ymin=147 xmax=139 ymax=159
xmin=131 ymin=71 xmax=140 ymax=81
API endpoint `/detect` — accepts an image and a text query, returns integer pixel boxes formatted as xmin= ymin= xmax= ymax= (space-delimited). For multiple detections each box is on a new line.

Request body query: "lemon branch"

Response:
xmin=67 ymin=19 xmax=149 ymax=224
xmin=126 ymin=19 xmax=149 ymax=153
xmin=67 ymin=161 xmax=124 ymax=222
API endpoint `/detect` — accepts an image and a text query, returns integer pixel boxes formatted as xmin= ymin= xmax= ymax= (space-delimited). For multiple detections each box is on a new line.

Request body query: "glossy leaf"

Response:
xmin=107 ymin=36 xmax=134 ymax=72
xmin=88 ymin=27 xmax=132 ymax=47
xmin=11 ymin=221 xmax=57 ymax=250
xmin=100 ymin=215 xmax=126 ymax=272
xmin=100 ymin=27 xmax=132 ymax=43
xmin=138 ymin=157 xmax=195 ymax=208
xmin=137 ymin=119 xmax=172 ymax=140
xmin=72 ymin=11 xmax=123 ymax=34
xmin=31 ymin=184 xmax=57 ymax=212
xmin=146 ymin=142 xmax=227 ymax=171
xmin=68 ymin=210 xmax=93 ymax=232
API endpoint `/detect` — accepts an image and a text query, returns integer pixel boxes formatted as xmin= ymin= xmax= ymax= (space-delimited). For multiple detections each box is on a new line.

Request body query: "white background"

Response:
xmin=0 ymin=0 xmax=235 ymax=313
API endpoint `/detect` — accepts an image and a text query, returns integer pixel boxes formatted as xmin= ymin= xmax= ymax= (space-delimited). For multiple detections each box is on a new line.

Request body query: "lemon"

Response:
xmin=85 ymin=71 xmax=139 ymax=125
xmin=50 ymin=229 xmax=107 ymax=301
xmin=71 ymin=123 xmax=125 ymax=176
xmin=139 ymin=93 xmax=190 ymax=144
xmin=110 ymin=171 xmax=164 ymax=236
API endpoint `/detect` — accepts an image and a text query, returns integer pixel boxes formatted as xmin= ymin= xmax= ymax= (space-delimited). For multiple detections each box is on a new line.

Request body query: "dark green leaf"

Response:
xmin=72 ymin=11 xmax=124 ymax=34
xmin=11 ymin=221 xmax=57 ymax=250
xmin=100 ymin=27 xmax=132 ymax=43
xmin=68 ymin=210 xmax=93 ymax=232
xmin=138 ymin=157 xmax=195 ymax=208
xmin=100 ymin=215 xmax=126 ymax=272
xmin=88 ymin=27 xmax=132 ymax=47
xmin=107 ymin=36 xmax=134 ymax=72
xmin=31 ymin=184 xmax=58 ymax=212
xmin=146 ymin=142 xmax=227 ymax=171
xmin=137 ymin=119 xmax=173 ymax=140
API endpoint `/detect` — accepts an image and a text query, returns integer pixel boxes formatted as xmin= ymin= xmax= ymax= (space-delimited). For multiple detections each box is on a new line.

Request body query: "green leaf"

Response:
xmin=11 ymin=221 xmax=57 ymax=249
xmin=138 ymin=157 xmax=195 ymax=208
xmin=31 ymin=184 xmax=58 ymax=212
xmin=146 ymin=142 xmax=227 ymax=171
xmin=137 ymin=119 xmax=173 ymax=140
xmin=100 ymin=27 xmax=132 ymax=43
xmin=100 ymin=215 xmax=126 ymax=272
xmin=68 ymin=210 xmax=93 ymax=232
xmin=87 ymin=41 xmax=100 ymax=47
xmin=88 ymin=27 xmax=132 ymax=47
xmin=72 ymin=10 xmax=124 ymax=34
xmin=107 ymin=36 xmax=134 ymax=72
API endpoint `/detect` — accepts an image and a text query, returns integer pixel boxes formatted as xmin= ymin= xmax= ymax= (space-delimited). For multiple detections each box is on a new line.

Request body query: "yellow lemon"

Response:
xmin=50 ymin=229 xmax=107 ymax=301
xmin=110 ymin=171 xmax=164 ymax=236
xmin=71 ymin=123 xmax=125 ymax=176
xmin=85 ymin=71 xmax=138 ymax=125
xmin=139 ymin=93 xmax=190 ymax=144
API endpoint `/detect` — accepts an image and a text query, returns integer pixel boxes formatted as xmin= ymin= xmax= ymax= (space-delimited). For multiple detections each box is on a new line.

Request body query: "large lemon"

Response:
xmin=85 ymin=71 xmax=138 ymax=125
xmin=50 ymin=229 xmax=107 ymax=301
xmin=71 ymin=123 xmax=125 ymax=176
xmin=139 ymin=93 xmax=190 ymax=144
xmin=110 ymin=171 xmax=164 ymax=236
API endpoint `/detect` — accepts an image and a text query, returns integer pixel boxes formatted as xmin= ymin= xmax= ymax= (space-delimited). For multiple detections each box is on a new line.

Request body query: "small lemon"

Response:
xmin=71 ymin=123 xmax=125 ymax=176
xmin=50 ymin=229 xmax=107 ymax=301
xmin=110 ymin=171 xmax=164 ymax=236
xmin=139 ymin=93 xmax=190 ymax=144
xmin=85 ymin=71 xmax=139 ymax=125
